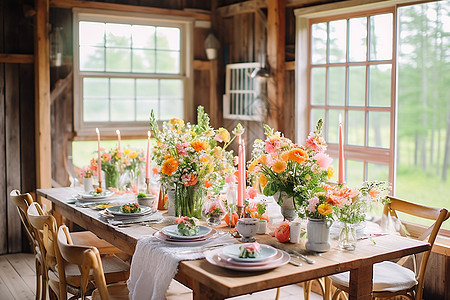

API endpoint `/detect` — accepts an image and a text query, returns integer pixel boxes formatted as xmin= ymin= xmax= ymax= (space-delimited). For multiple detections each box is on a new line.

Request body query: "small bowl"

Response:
xmin=137 ymin=195 xmax=156 ymax=207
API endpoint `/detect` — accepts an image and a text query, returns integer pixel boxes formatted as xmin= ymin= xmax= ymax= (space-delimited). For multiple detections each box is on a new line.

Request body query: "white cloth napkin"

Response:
xmin=127 ymin=232 xmax=236 ymax=300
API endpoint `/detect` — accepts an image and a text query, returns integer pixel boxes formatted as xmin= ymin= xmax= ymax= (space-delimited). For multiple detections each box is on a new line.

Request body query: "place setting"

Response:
xmin=98 ymin=202 xmax=160 ymax=226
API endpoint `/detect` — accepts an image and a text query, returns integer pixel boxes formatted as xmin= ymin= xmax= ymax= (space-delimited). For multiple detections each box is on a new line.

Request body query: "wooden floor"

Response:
xmin=0 ymin=253 xmax=321 ymax=300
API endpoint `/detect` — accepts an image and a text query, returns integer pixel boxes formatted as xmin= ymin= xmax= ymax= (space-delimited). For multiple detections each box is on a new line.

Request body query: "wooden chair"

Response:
xmin=329 ymin=196 xmax=450 ymax=300
xmin=28 ymin=203 xmax=130 ymax=300
xmin=10 ymin=190 xmax=46 ymax=300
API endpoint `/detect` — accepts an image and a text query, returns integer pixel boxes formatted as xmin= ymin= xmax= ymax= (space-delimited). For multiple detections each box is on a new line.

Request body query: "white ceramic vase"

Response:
xmin=83 ymin=177 xmax=93 ymax=192
xmin=306 ymin=218 xmax=332 ymax=252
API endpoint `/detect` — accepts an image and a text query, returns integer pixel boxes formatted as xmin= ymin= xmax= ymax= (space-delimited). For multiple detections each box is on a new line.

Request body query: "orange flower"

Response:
xmin=317 ymin=204 xmax=333 ymax=216
xmin=369 ymin=189 xmax=380 ymax=199
xmin=191 ymin=140 xmax=208 ymax=152
xmin=272 ymin=160 xmax=287 ymax=173
xmin=288 ymin=148 xmax=308 ymax=164
xmin=164 ymin=154 xmax=172 ymax=160
xmin=204 ymin=180 xmax=213 ymax=188
xmin=248 ymin=159 xmax=259 ymax=172
xmin=259 ymin=154 xmax=268 ymax=164
xmin=213 ymin=146 xmax=222 ymax=159
xmin=259 ymin=174 xmax=268 ymax=187
xmin=280 ymin=151 xmax=290 ymax=161
xmin=161 ymin=158 xmax=178 ymax=176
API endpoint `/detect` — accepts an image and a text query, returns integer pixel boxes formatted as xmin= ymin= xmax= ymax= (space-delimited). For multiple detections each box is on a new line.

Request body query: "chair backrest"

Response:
xmin=383 ymin=196 xmax=450 ymax=300
xmin=57 ymin=225 xmax=110 ymax=300
xmin=10 ymin=190 xmax=36 ymax=250
xmin=27 ymin=202 xmax=68 ymax=300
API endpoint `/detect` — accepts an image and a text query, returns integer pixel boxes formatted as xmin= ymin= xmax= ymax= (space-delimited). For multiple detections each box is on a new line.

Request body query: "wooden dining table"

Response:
xmin=37 ymin=187 xmax=431 ymax=300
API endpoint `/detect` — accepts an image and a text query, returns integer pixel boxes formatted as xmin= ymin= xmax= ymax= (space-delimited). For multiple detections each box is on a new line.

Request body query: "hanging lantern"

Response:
xmin=204 ymin=31 xmax=220 ymax=60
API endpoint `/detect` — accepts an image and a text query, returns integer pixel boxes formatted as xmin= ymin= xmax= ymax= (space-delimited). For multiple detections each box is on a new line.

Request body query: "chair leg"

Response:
xmin=323 ymin=277 xmax=332 ymax=300
xmin=35 ymin=259 xmax=41 ymax=300
xmin=275 ymin=287 xmax=281 ymax=300
xmin=303 ymin=281 xmax=312 ymax=300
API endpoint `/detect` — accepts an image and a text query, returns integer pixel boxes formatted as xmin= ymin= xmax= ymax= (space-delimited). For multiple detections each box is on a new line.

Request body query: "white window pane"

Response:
xmin=347 ymin=160 xmax=364 ymax=187
xmin=156 ymin=51 xmax=180 ymax=74
xmin=110 ymin=78 xmax=134 ymax=99
xmin=328 ymin=67 xmax=345 ymax=106
xmin=368 ymin=111 xmax=390 ymax=148
xmin=160 ymin=80 xmax=183 ymax=98
xmin=367 ymin=163 xmax=389 ymax=182
xmin=136 ymin=79 xmax=158 ymax=99
xmin=329 ymin=19 xmax=347 ymax=63
xmin=79 ymin=46 xmax=104 ymax=71
xmin=136 ymin=100 xmax=158 ymax=121
xmin=106 ymin=48 xmax=131 ymax=72
xmin=368 ymin=64 xmax=391 ymax=107
xmin=160 ymin=99 xmax=183 ymax=120
xmin=132 ymin=49 xmax=155 ymax=73
xmin=132 ymin=25 xmax=155 ymax=49
xmin=83 ymin=78 xmax=108 ymax=98
xmin=105 ymin=23 xmax=131 ymax=48
xmin=311 ymin=109 xmax=325 ymax=132
xmin=156 ymin=27 xmax=180 ymax=50
xmin=349 ymin=17 xmax=367 ymax=62
xmin=311 ymin=67 xmax=326 ymax=105
xmin=311 ymin=22 xmax=327 ymax=64
xmin=348 ymin=66 xmax=366 ymax=106
xmin=347 ymin=110 xmax=365 ymax=146
xmin=79 ymin=22 xmax=105 ymax=46
xmin=369 ymin=14 xmax=393 ymax=61
xmin=327 ymin=109 xmax=344 ymax=144
xmin=110 ymin=100 xmax=135 ymax=121
xmin=84 ymin=100 xmax=109 ymax=121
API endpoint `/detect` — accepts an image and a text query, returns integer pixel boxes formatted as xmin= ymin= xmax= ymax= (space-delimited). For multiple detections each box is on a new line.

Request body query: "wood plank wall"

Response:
xmin=0 ymin=0 xmax=36 ymax=254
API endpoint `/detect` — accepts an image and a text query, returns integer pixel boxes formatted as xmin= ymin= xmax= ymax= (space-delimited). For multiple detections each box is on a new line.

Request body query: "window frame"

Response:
xmin=73 ymin=8 xmax=194 ymax=138
xmin=295 ymin=0 xmax=450 ymax=237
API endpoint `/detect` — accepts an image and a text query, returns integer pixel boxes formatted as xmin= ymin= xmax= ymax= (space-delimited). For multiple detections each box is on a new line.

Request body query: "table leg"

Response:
xmin=192 ymin=282 xmax=225 ymax=300
xmin=348 ymin=264 xmax=373 ymax=300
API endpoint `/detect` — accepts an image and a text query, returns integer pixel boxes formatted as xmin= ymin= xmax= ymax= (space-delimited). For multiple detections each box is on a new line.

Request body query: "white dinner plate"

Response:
xmin=78 ymin=190 xmax=114 ymax=200
xmin=218 ymin=249 xmax=284 ymax=266
xmin=106 ymin=205 xmax=152 ymax=217
xmin=205 ymin=249 xmax=290 ymax=271
xmin=153 ymin=231 xmax=216 ymax=246
xmin=221 ymin=244 xmax=278 ymax=262
xmin=161 ymin=225 xmax=212 ymax=240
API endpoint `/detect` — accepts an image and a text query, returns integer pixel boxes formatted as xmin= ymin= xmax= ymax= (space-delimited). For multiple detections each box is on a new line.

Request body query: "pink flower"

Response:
xmin=305 ymin=132 xmax=327 ymax=153
xmin=225 ymin=175 xmax=237 ymax=184
xmin=313 ymin=152 xmax=332 ymax=170
xmin=247 ymin=187 xmax=258 ymax=199
xmin=265 ymin=141 xmax=276 ymax=155
xmin=244 ymin=242 xmax=260 ymax=252
xmin=176 ymin=142 xmax=189 ymax=156
xmin=307 ymin=196 xmax=320 ymax=213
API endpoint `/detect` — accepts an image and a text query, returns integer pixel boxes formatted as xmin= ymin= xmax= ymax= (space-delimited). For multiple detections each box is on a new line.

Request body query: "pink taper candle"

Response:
xmin=116 ymin=129 xmax=121 ymax=152
xmin=338 ymin=114 xmax=345 ymax=184
xmin=237 ymin=137 xmax=245 ymax=207
xmin=96 ymin=128 xmax=102 ymax=185
xmin=146 ymin=131 xmax=151 ymax=179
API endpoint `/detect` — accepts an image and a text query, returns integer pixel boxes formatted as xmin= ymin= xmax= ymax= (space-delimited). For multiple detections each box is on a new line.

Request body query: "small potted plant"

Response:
xmin=136 ymin=192 xmax=156 ymax=208
xmin=80 ymin=162 xmax=96 ymax=192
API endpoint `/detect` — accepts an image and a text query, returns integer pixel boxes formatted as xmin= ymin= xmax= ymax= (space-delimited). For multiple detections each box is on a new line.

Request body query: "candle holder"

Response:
xmin=236 ymin=205 xmax=245 ymax=218
xmin=98 ymin=180 xmax=102 ymax=190
xmin=145 ymin=178 xmax=150 ymax=194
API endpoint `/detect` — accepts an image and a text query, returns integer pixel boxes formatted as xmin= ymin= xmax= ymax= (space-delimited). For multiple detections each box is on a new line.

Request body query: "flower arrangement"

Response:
xmin=150 ymin=106 xmax=238 ymax=217
xmin=248 ymin=120 xmax=333 ymax=218
xmin=80 ymin=159 xmax=97 ymax=178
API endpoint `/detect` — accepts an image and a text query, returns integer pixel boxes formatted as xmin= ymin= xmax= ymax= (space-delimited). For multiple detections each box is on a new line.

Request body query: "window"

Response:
xmin=307 ymin=8 xmax=395 ymax=188
xmin=296 ymin=1 xmax=450 ymax=230
xmin=73 ymin=9 xmax=193 ymax=137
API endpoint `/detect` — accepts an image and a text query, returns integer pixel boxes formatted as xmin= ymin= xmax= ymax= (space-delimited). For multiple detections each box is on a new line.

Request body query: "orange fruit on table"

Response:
xmin=223 ymin=212 xmax=239 ymax=226
xmin=274 ymin=222 xmax=290 ymax=243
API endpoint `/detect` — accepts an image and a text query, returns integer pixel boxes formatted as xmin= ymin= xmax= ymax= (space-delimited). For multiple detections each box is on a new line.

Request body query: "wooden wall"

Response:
xmin=0 ymin=0 xmax=36 ymax=254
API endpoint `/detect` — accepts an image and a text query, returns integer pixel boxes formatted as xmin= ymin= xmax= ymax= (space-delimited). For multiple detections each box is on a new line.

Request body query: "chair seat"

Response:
xmin=71 ymin=231 xmax=123 ymax=255
xmin=91 ymin=280 xmax=193 ymax=300
xmin=329 ymin=261 xmax=418 ymax=293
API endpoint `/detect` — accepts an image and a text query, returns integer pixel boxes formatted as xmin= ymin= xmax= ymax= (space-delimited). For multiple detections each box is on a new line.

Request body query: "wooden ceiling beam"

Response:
xmin=0 ymin=54 xmax=34 ymax=64
xmin=217 ymin=0 xmax=267 ymax=17
xmin=50 ymin=0 xmax=211 ymax=21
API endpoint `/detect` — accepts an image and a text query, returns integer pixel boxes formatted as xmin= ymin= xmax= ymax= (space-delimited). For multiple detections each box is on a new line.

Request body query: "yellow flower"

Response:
xmin=327 ymin=166 xmax=334 ymax=179
xmin=272 ymin=160 xmax=287 ymax=173
xmin=280 ymin=151 xmax=289 ymax=162
xmin=199 ymin=155 xmax=212 ymax=164
xmin=213 ymin=147 xmax=222 ymax=159
xmin=191 ymin=140 xmax=208 ymax=152
xmin=317 ymin=204 xmax=333 ymax=216
xmin=259 ymin=174 xmax=268 ymax=188
xmin=217 ymin=128 xmax=230 ymax=143
xmin=189 ymin=130 xmax=197 ymax=137
xmin=259 ymin=154 xmax=268 ymax=164
xmin=123 ymin=148 xmax=131 ymax=155
xmin=169 ymin=118 xmax=184 ymax=128
xmin=128 ymin=151 xmax=139 ymax=159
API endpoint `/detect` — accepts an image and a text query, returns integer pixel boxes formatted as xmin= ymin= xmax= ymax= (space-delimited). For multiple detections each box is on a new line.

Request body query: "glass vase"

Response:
xmin=104 ymin=166 xmax=119 ymax=190
xmin=338 ymin=222 xmax=357 ymax=251
xmin=201 ymin=196 xmax=226 ymax=226
xmin=175 ymin=183 xmax=205 ymax=218
xmin=274 ymin=191 xmax=297 ymax=221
